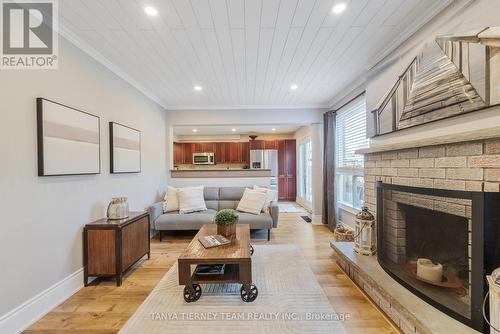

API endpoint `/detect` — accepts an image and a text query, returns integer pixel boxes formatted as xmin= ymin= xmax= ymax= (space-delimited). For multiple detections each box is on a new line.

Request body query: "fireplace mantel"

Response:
xmin=357 ymin=126 xmax=500 ymax=154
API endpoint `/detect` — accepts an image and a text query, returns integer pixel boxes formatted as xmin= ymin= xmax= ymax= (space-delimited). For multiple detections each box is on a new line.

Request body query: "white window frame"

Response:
xmin=335 ymin=94 xmax=368 ymax=212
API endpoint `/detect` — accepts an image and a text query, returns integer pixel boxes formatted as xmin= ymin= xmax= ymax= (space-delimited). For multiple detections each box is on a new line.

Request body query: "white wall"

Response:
xmin=169 ymin=177 xmax=270 ymax=188
xmin=365 ymin=0 xmax=500 ymax=141
xmin=0 ymin=38 xmax=168 ymax=332
xmin=293 ymin=124 xmax=323 ymax=219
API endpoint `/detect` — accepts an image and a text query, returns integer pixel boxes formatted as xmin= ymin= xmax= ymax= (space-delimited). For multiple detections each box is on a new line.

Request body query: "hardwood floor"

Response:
xmin=25 ymin=210 xmax=399 ymax=334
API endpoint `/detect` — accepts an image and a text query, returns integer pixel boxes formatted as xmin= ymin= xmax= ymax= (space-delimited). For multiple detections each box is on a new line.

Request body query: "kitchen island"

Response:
xmin=169 ymin=169 xmax=272 ymax=188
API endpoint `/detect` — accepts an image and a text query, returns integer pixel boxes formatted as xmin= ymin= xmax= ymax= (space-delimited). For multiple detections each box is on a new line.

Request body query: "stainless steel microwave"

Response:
xmin=193 ymin=152 xmax=215 ymax=165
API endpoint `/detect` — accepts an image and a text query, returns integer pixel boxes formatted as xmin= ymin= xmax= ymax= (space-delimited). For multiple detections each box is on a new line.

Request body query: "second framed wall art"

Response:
xmin=109 ymin=122 xmax=141 ymax=174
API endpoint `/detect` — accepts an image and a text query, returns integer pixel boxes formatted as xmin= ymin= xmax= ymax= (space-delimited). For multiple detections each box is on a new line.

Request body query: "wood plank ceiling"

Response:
xmin=59 ymin=0 xmax=452 ymax=109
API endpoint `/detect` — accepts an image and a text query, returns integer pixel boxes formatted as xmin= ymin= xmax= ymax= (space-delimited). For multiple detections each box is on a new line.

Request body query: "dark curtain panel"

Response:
xmin=323 ymin=110 xmax=336 ymax=230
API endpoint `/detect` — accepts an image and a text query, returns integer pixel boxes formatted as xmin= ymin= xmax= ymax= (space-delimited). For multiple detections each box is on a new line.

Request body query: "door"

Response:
xmin=277 ymin=140 xmax=287 ymax=200
xmin=285 ymin=140 xmax=297 ymax=200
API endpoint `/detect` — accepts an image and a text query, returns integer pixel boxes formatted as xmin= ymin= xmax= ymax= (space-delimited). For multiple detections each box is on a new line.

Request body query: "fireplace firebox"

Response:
xmin=376 ymin=181 xmax=500 ymax=332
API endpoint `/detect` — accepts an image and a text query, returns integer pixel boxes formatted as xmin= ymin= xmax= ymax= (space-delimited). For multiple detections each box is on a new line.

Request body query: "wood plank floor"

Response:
xmin=25 ymin=209 xmax=399 ymax=334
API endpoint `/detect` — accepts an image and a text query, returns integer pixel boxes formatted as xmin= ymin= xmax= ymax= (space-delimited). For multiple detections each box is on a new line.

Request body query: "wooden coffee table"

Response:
xmin=178 ymin=224 xmax=258 ymax=303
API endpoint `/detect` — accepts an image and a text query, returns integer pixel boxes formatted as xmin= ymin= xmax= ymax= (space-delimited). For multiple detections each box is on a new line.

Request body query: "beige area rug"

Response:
xmin=119 ymin=245 xmax=347 ymax=334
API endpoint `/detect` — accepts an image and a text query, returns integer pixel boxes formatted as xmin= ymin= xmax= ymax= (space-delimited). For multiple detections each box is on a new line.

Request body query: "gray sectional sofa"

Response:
xmin=149 ymin=187 xmax=279 ymax=241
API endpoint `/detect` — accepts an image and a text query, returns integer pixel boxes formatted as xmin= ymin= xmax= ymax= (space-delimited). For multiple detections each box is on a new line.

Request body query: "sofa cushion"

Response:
xmin=237 ymin=212 xmax=273 ymax=229
xmin=178 ymin=186 xmax=207 ymax=214
xmin=155 ymin=209 xmax=217 ymax=230
xmin=236 ymin=188 xmax=267 ymax=215
xmin=204 ymin=187 xmax=219 ymax=211
xmin=219 ymin=187 xmax=246 ymax=201
xmin=163 ymin=186 xmax=179 ymax=212
xmin=219 ymin=200 xmax=239 ymax=210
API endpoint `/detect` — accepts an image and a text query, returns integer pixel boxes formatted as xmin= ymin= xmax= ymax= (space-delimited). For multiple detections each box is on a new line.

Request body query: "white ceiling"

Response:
xmin=59 ymin=0 xmax=452 ymax=110
xmin=173 ymin=124 xmax=301 ymax=135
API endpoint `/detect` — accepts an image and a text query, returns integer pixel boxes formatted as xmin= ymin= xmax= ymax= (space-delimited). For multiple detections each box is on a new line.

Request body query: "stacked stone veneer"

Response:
xmin=363 ymin=138 xmax=500 ymax=215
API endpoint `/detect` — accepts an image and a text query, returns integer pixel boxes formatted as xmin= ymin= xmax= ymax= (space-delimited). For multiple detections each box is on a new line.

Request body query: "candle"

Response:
xmin=416 ymin=258 xmax=443 ymax=283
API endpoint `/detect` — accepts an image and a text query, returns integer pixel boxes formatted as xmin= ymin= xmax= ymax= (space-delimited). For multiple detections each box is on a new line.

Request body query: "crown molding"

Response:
xmin=57 ymin=23 xmax=168 ymax=110
xmin=165 ymin=104 xmax=328 ymax=111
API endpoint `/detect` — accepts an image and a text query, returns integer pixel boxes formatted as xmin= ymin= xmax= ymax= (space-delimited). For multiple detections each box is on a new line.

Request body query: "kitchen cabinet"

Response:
xmin=264 ymin=140 xmax=279 ymax=150
xmin=173 ymin=142 xmax=193 ymax=165
xmin=214 ymin=142 xmax=227 ymax=164
xmin=249 ymin=140 xmax=264 ymax=150
xmin=229 ymin=142 xmax=242 ymax=163
xmin=192 ymin=143 xmax=203 ymax=153
xmin=173 ymin=142 xmax=183 ymax=165
xmin=201 ymin=142 xmax=215 ymax=153
xmin=277 ymin=139 xmax=296 ymax=201
xmin=241 ymin=142 xmax=249 ymax=163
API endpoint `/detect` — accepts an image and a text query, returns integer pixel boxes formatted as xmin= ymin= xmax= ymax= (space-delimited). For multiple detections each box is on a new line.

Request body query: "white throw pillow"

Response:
xmin=178 ymin=186 xmax=207 ymax=214
xmin=237 ymin=188 xmax=268 ymax=215
xmin=163 ymin=186 xmax=179 ymax=213
xmin=253 ymin=185 xmax=278 ymax=212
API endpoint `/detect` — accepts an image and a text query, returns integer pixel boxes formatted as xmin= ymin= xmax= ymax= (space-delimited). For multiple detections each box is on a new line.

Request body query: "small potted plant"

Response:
xmin=214 ymin=209 xmax=239 ymax=238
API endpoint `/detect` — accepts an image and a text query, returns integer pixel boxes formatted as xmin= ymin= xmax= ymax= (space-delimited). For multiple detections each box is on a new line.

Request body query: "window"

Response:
xmin=335 ymin=95 xmax=368 ymax=210
xmin=298 ymin=140 xmax=313 ymax=204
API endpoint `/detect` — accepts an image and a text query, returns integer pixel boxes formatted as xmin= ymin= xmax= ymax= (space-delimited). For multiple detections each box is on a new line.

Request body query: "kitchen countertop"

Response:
xmin=170 ymin=169 xmax=272 ymax=178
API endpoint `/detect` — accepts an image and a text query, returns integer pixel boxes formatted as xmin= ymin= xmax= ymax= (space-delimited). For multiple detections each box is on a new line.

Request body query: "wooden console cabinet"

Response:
xmin=83 ymin=212 xmax=150 ymax=286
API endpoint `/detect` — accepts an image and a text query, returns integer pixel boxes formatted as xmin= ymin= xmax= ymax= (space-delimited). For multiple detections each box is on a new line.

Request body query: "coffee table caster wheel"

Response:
xmin=250 ymin=245 xmax=254 ymax=255
xmin=183 ymin=284 xmax=202 ymax=302
xmin=240 ymin=284 xmax=258 ymax=302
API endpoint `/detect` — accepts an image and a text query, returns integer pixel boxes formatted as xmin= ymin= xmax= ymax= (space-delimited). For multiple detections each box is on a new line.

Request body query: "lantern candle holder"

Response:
xmin=354 ymin=206 xmax=376 ymax=256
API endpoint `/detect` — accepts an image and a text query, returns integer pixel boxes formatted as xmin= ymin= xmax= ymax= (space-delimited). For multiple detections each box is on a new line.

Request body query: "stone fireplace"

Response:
xmin=362 ymin=138 xmax=500 ymax=332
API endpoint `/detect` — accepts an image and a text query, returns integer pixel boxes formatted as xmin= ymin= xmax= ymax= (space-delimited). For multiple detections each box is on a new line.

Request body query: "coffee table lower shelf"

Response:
xmin=177 ymin=224 xmax=258 ymax=303
xmin=179 ymin=261 xmax=258 ymax=303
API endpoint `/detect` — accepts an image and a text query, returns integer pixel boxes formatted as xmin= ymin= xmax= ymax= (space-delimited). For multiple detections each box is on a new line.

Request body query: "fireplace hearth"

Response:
xmin=376 ymin=181 xmax=500 ymax=332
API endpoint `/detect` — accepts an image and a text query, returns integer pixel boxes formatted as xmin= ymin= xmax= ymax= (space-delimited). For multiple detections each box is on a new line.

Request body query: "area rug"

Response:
xmin=278 ymin=203 xmax=306 ymax=213
xmin=119 ymin=245 xmax=347 ymax=334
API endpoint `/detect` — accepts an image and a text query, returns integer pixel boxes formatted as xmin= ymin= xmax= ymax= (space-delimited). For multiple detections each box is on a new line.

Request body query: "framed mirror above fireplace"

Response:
xmin=376 ymin=181 xmax=500 ymax=332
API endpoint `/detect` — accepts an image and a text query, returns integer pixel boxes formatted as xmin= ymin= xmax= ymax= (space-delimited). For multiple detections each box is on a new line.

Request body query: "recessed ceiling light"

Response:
xmin=290 ymin=84 xmax=298 ymax=90
xmin=231 ymin=128 xmax=236 ymax=132
xmin=332 ymin=3 xmax=347 ymax=14
xmin=144 ymin=6 xmax=158 ymax=16
xmin=192 ymin=129 xmax=198 ymax=133
xmin=194 ymin=85 xmax=203 ymax=91
xmin=271 ymin=128 xmax=276 ymax=131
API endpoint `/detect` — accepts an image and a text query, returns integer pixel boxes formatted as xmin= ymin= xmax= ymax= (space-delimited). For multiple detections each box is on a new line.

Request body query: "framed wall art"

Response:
xmin=109 ymin=122 xmax=141 ymax=173
xmin=37 ymin=98 xmax=100 ymax=176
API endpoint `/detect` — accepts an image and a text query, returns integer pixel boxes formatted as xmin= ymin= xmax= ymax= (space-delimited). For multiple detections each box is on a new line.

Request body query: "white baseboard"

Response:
xmin=0 ymin=268 xmax=84 ymax=334
xmin=311 ymin=215 xmax=323 ymax=225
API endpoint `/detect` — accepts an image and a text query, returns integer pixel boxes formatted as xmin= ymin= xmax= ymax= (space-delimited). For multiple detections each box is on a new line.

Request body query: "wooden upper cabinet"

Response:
xmin=229 ymin=142 xmax=242 ymax=163
xmin=264 ymin=140 xmax=279 ymax=150
xmin=183 ymin=143 xmax=193 ymax=164
xmin=173 ymin=142 xmax=183 ymax=165
xmin=214 ymin=142 xmax=226 ymax=164
xmin=201 ymin=142 xmax=215 ymax=153
xmin=241 ymin=142 xmax=249 ymax=163
xmin=192 ymin=143 xmax=203 ymax=153
xmin=249 ymin=140 xmax=264 ymax=150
